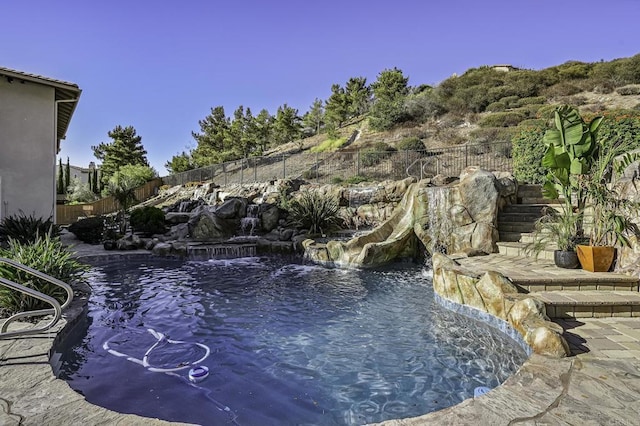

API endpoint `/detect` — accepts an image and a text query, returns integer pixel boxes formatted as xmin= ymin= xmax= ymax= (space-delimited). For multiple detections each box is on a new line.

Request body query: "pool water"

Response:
xmin=58 ymin=256 xmax=528 ymax=425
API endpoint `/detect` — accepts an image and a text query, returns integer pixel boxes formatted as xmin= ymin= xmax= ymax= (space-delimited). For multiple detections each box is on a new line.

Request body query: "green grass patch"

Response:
xmin=310 ymin=137 xmax=348 ymax=153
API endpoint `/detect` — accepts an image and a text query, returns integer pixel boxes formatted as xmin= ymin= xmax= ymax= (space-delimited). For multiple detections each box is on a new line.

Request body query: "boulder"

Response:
xmin=152 ymin=242 xmax=173 ymax=256
xmin=188 ymin=211 xmax=237 ymax=240
xmin=165 ymin=212 xmax=192 ymax=225
xmin=215 ymin=197 xmax=247 ymax=219
xmin=259 ymin=204 xmax=280 ymax=232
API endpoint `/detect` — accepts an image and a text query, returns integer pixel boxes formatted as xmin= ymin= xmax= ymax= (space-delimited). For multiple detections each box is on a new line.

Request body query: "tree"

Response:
xmin=57 ymin=158 xmax=64 ymax=194
xmin=345 ymin=77 xmax=371 ymax=118
xmin=191 ymin=106 xmax=230 ymax=167
xmin=303 ymin=98 xmax=324 ymax=136
xmin=253 ymin=109 xmax=273 ymax=155
xmin=273 ymin=104 xmax=302 ymax=148
xmin=165 ymin=151 xmax=194 ymax=174
xmin=92 ymin=125 xmax=148 ymax=184
xmin=64 ymin=157 xmax=71 ymax=191
xmin=369 ymin=68 xmax=410 ymax=130
xmin=324 ymin=84 xmax=349 ymax=129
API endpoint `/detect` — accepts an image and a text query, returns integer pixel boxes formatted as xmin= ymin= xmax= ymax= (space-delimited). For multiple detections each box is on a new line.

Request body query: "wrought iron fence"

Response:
xmin=161 ymin=141 xmax=513 ymax=187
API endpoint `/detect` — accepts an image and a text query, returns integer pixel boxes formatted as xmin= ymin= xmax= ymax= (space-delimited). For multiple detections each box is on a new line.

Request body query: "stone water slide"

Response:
xmin=304 ymin=167 xmax=513 ymax=268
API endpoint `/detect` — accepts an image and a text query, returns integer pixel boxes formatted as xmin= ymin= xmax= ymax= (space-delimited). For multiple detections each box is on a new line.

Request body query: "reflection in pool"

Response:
xmin=58 ymin=256 xmax=528 ymax=425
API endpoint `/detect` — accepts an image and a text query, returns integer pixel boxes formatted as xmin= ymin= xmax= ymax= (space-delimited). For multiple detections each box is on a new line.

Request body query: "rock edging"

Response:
xmin=432 ymin=252 xmax=569 ymax=357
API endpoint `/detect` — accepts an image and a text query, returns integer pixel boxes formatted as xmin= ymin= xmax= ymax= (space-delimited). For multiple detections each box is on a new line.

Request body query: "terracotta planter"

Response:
xmin=553 ymin=250 xmax=580 ymax=269
xmin=576 ymin=245 xmax=615 ymax=272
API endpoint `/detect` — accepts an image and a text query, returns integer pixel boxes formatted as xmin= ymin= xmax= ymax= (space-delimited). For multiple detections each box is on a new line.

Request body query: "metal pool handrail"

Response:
xmin=0 ymin=257 xmax=74 ymax=339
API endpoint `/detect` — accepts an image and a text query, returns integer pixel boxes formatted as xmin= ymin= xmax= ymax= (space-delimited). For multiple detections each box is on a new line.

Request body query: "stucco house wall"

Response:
xmin=0 ymin=68 xmax=81 ymax=221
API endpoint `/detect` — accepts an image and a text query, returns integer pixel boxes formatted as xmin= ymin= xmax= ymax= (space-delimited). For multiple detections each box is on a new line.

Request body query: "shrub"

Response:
xmin=346 ymin=175 xmax=370 ymax=184
xmin=516 ymin=96 xmax=546 ymax=106
xmin=511 ymin=124 xmax=547 ymax=184
xmin=360 ymin=142 xmax=396 ymax=167
xmin=396 ymin=136 xmax=425 ymax=151
xmin=68 ymin=216 xmax=105 ymax=244
xmin=0 ymin=212 xmax=59 ymax=245
xmin=542 ymin=82 xmax=581 ymax=98
xmin=130 ymin=207 xmax=166 ymax=236
xmin=469 ymin=127 xmax=514 ymax=144
xmin=330 ymin=176 xmax=344 ymax=185
xmin=288 ymin=190 xmax=340 ymax=235
xmin=485 ymin=101 xmax=506 ymax=112
xmin=310 ymin=137 xmax=348 ymax=153
xmin=0 ymin=234 xmax=88 ymax=315
xmin=478 ymin=111 xmax=526 ymax=127
xmin=500 ymin=95 xmax=520 ymax=108
xmin=617 ymin=85 xmax=640 ymax=96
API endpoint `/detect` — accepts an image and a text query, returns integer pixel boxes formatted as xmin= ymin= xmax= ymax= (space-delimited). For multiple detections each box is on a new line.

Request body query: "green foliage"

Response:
xmin=57 ymin=158 xmax=64 ymax=195
xmin=191 ymin=106 xmax=231 ymax=166
xmin=66 ymin=178 xmax=99 ymax=204
xmin=330 ymin=176 xmax=344 ymax=184
xmin=0 ymin=213 xmax=60 ymax=245
xmin=541 ymin=82 xmax=581 ymax=98
xmin=165 ymin=151 xmax=194 ymax=174
xmin=273 ymin=104 xmax=303 ymax=148
xmin=303 ymin=98 xmax=324 ymax=135
xmin=113 ymin=164 xmax=157 ymax=188
xmin=469 ymin=127 xmax=515 ymax=145
xmin=64 ymin=157 xmax=71 ymax=191
xmin=511 ymin=124 xmax=547 ymax=184
xmin=369 ymin=68 xmax=410 ymax=130
xmin=346 ymin=175 xmax=370 ymax=184
xmin=92 ymin=125 xmax=149 ymax=184
xmin=526 ymin=207 xmax=583 ymax=255
xmin=616 ymin=85 xmax=640 ymax=96
xmin=130 ymin=207 xmax=166 ymax=236
xmin=0 ymin=234 xmax=88 ymax=315
xmin=396 ymin=136 xmax=425 ymax=151
xmin=68 ymin=216 xmax=105 ymax=244
xmin=310 ymin=137 xmax=347 ymax=153
xmin=361 ymin=142 xmax=396 ymax=167
xmin=478 ymin=111 xmax=526 ymax=127
xmin=288 ymin=191 xmax=340 ymax=235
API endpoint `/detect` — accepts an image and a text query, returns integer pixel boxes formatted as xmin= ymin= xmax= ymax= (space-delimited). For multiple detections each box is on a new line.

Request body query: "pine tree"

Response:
xmin=191 ymin=106 xmax=230 ymax=167
xmin=92 ymin=125 xmax=148 ymax=185
xmin=303 ymin=98 xmax=324 ymax=135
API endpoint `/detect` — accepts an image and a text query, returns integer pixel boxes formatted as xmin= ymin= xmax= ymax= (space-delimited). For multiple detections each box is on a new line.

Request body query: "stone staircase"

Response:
xmin=491 ymin=184 xmax=640 ymax=319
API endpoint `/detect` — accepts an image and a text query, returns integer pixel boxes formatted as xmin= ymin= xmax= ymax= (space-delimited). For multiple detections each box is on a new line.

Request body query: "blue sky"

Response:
xmin=2 ymin=0 xmax=639 ymax=175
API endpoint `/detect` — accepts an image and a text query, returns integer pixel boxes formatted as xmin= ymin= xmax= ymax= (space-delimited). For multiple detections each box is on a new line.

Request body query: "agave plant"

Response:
xmin=288 ymin=190 xmax=341 ymax=235
xmin=0 ymin=212 xmax=60 ymax=245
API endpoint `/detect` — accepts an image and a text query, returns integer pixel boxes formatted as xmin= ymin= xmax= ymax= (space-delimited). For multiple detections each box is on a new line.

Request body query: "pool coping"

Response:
xmin=2 ymin=249 xmax=640 ymax=425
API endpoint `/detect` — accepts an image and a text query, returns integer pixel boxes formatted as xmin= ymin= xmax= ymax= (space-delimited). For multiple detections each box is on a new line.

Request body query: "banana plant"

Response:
xmin=541 ymin=105 xmax=603 ymax=213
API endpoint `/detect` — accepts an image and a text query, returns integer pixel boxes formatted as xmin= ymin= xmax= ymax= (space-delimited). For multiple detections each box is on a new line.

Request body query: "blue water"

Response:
xmin=58 ymin=256 xmax=528 ymax=425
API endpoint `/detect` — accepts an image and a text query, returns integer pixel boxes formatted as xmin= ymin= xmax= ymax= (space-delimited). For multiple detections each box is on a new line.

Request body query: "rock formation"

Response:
xmin=432 ymin=253 xmax=569 ymax=357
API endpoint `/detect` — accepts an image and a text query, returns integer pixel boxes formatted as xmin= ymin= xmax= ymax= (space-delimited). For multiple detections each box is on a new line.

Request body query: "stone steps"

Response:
xmin=533 ymin=290 xmax=640 ymax=319
xmin=497 ymin=241 xmax=556 ymax=259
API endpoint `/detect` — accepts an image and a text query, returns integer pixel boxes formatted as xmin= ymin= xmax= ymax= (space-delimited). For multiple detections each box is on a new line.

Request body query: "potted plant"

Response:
xmin=533 ymin=105 xmax=601 ymax=268
xmin=527 ymin=205 xmax=582 ymax=269
xmin=576 ymin=137 xmax=640 ymax=271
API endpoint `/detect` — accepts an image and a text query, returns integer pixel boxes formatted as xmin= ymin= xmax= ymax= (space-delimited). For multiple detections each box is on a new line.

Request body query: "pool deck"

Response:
xmin=2 ymin=239 xmax=640 ymax=425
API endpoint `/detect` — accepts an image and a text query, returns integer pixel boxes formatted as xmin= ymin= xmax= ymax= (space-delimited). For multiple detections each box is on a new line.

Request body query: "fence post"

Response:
xmin=315 ymin=152 xmax=319 ymax=181
xmin=282 ymin=154 xmax=286 ymax=179
xmin=356 ymin=149 xmax=360 ymax=176
xmin=465 ymin=145 xmax=468 ymax=169
xmin=223 ymin=162 xmax=227 ymax=186
xmin=240 ymin=158 xmax=244 ymax=185
xmin=253 ymin=158 xmax=257 ymax=182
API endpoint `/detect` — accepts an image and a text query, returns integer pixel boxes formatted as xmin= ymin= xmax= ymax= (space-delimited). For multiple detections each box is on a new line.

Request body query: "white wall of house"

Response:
xmin=0 ymin=78 xmax=56 ymax=220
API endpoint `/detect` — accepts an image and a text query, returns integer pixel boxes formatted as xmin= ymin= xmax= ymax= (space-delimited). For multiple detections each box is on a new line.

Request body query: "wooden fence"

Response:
xmin=55 ymin=178 xmax=163 ymax=225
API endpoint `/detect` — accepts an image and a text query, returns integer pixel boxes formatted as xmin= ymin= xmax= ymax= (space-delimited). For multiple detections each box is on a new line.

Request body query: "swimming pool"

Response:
xmin=57 ymin=256 xmax=528 ymax=425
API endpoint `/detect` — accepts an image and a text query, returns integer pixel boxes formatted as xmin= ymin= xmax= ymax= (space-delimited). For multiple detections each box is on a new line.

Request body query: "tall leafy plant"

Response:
xmin=541 ymin=105 xmax=603 ymax=214
xmin=0 ymin=234 xmax=87 ymax=315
